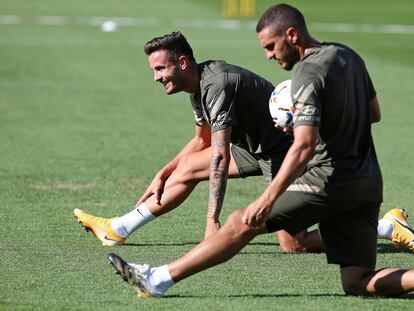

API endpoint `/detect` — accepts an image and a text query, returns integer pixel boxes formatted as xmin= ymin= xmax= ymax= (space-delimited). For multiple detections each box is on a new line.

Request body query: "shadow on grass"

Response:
xmin=249 ymin=242 xmax=411 ymax=254
xmin=124 ymin=242 xmax=411 ymax=254
xmin=376 ymin=243 xmax=412 ymax=254
xmin=124 ymin=242 xmax=199 ymax=247
xmin=400 ymin=292 xmax=414 ymax=299
xmin=163 ymin=293 xmax=343 ymax=299
xmin=163 ymin=292 xmax=414 ymax=299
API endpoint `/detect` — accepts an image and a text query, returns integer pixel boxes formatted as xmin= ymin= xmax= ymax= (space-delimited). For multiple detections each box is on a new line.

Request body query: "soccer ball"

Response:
xmin=100 ymin=20 xmax=118 ymax=32
xmin=269 ymin=79 xmax=294 ymax=129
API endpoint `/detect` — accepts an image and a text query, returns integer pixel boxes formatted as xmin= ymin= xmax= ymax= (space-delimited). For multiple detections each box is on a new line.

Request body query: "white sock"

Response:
xmin=111 ymin=203 xmax=155 ymax=237
xmin=377 ymin=218 xmax=394 ymax=239
xmin=150 ymin=265 xmax=175 ymax=295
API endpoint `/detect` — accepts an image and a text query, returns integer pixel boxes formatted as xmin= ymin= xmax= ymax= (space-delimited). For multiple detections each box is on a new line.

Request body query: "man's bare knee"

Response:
xmin=225 ymin=209 xmax=247 ymax=234
xmin=224 ymin=209 xmax=264 ymax=240
xmin=342 ymin=279 xmax=368 ymax=296
xmin=341 ymin=266 xmax=373 ymax=296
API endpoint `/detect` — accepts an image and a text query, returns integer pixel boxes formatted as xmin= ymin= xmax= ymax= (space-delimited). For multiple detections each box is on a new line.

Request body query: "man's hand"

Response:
xmin=204 ymin=218 xmax=221 ymax=239
xmin=242 ymin=195 xmax=273 ymax=227
xmin=136 ymin=173 xmax=168 ymax=206
xmin=274 ymin=123 xmax=294 ymax=135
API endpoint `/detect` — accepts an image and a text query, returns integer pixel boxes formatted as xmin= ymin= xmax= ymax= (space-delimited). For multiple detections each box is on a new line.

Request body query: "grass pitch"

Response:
xmin=0 ymin=0 xmax=413 ymax=310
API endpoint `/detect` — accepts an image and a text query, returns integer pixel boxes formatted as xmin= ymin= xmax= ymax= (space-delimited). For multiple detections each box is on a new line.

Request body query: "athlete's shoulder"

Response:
xmin=199 ymin=60 xmax=263 ymax=78
xmin=199 ymin=60 xmax=229 ymax=76
xmin=302 ymin=42 xmax=363 ymax=67
xmin=295 ymin=43 xmax=354 ymax=80
xmin=199 ymin=60 xmax=272 ymax=95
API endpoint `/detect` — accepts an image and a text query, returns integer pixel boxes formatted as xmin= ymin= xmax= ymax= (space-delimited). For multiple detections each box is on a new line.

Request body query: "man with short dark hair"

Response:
xmin=74 ymin=31 xmax=292 ymax=243
xmin=107 ymin=4 xmax=414 ymax=298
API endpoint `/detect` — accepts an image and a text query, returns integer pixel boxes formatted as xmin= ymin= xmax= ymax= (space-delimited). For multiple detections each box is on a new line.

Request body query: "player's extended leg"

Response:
xmin=74 ymin=147 xmax=241 ymax=245
xmin=168 ymin=209 xmax=267 ymax=282
xmin=107 ymin=208 xmax=268 ymax=297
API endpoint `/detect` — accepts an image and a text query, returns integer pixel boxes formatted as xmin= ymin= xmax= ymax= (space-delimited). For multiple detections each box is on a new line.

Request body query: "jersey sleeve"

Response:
xmin=291 ymin=63 xmax=322 ymax=128
xmin=190 ymin=93 xmax=206 ymax=127
xmin=204 ymin=73 xmax=238 ymax=132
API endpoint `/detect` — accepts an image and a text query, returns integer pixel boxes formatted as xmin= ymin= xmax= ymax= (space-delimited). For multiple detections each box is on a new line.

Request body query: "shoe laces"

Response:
xmin=127 ymin=263 xmax=155 ymax=292
xmin=129 ymin=263 xmax=151 ymax=276
xmin=91 ymin=215 xmax=110 ymax=227
xmin=399 ymin=208 xmax=408 ymax=219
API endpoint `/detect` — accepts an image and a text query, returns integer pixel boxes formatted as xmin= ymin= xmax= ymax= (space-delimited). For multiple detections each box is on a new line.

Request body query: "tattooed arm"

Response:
xmin=205 ymin=128 xmax=232 ymax=239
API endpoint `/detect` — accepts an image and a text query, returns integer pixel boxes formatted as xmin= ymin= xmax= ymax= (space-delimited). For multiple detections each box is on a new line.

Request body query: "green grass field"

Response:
xmin=1 ymin=0 xmax=413 ymax=310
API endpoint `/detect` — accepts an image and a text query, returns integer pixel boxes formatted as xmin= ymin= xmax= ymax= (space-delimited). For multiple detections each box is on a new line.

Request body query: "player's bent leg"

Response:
xmin=276 ymin=229 xmax=324 ymax=253
xmin=340 ymin=265 xmax=414 ymax=297
xmin=144 ymin=146 xmax=241 ymax=217
xmin=74 ymin=147 xmax=241 ymax=244
xmin=277 ymin=208 xmax=414 ymax=254
xmin=100 ymin=148 xmax=217 ymax=242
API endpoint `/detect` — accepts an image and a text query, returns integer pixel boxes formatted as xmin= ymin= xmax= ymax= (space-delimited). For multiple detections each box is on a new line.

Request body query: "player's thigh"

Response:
xmin=228 ymin=147 xmax=242 ymax=178
xmin=265 ymin=191 xmax=332 ymax=235
xmin=258 ymin=152 xmax=285 ymax=184
xmin=230 ymin=144 xmax=263 ymax=179
xmin=176 ymin=147 xmax=240 ymax=180
xmin=320 ymin=201 xmax=380 ymax=269
xmin=176 ymin=147 xmax=212 ymax=180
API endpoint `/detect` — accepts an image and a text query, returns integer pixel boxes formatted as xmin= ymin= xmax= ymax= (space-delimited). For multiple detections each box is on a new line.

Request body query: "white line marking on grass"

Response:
xmin=36 ymin=15 xmax=67 ymax=25
xmin=0 ymin=15 xmax=413 ymax=35
xmin=88 ymin=16 xmax=160 ymax=27
xmin=312 ymin=22 xmax=414 ymax=34
xmin=0 ymin=15 xmax=20 ymax=24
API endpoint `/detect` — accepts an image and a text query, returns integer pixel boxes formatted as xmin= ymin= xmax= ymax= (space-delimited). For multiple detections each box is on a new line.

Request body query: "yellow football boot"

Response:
xmin=383 ymin=208 xmax=414 ymax=252
xmin=74 ymin=208 xmax=126 ymax=246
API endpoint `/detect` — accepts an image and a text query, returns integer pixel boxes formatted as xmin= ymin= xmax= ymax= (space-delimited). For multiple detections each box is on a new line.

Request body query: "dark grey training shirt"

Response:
xmin=289 ymin=43 xmax=383 ymax=201
xmin=190 ymin=60 xmax=292 ymax=156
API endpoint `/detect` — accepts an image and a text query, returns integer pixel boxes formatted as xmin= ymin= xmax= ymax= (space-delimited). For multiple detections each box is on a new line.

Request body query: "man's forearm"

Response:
xmin=207 ymin=129 xmax=231 ymax=220
xmin=263 ymin=126 xmax=317 ymax=204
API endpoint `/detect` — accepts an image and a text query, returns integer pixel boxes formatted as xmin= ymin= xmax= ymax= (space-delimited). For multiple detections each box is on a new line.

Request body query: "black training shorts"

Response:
xmin=266 ymin=190 xmax=380 ymax=269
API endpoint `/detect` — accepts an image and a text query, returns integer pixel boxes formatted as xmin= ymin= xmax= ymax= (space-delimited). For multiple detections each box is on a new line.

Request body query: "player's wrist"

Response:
xmin=206 ymin=216 xmax=220 ymax=223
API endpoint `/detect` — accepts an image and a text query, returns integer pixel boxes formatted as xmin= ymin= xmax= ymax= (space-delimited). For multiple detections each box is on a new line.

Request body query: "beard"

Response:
xmin=280 ymin=43 xmax=300 ymax=71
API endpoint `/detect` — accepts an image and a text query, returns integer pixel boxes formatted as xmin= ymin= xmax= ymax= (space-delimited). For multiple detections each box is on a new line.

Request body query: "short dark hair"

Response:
xmin=143 ymin=31 xmax=196 ymax=62
xmin=256 ymin=3 xmax=307 ymax=35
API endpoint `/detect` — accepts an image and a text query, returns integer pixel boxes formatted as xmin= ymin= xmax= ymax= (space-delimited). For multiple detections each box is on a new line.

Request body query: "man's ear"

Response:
xmin=178 ymin=55 xmax=189 ymax=70
xmin=286 ymin=27 xmax=299 ymax=45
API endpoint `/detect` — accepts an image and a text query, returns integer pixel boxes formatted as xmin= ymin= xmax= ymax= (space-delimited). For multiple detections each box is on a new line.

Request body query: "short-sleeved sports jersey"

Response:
xmin=190 ymin=60 xmax=292 ymax=155
xmin=289 ymin=43 xmax=382 ymax=201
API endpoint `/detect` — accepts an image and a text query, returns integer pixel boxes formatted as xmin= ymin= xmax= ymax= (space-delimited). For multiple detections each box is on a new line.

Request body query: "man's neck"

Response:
xmin=299 ymin=37 xmax=320 ymax=60
xmin=185 ymin=63 xmax=201 ymax=94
